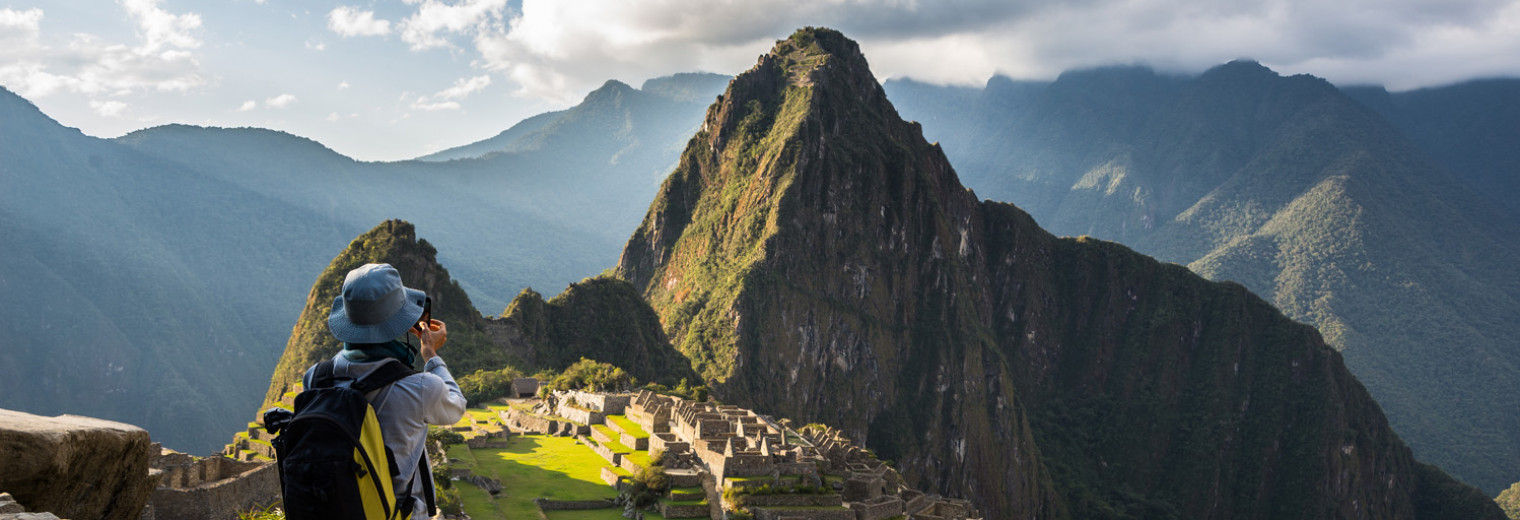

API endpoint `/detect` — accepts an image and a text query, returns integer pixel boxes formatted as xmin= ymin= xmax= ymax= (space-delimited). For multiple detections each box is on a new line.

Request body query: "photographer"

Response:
xmin=304 ymin=263 xmax=468 ymax=518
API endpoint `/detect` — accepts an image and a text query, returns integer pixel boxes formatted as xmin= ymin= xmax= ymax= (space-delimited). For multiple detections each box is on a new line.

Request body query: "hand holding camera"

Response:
xmin=410 ymin=297 xmax=447 ymax=360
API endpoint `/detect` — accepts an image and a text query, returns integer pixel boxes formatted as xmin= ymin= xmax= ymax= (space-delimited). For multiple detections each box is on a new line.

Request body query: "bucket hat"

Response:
xmin=328 ymin=263 xmax=426 ymax=344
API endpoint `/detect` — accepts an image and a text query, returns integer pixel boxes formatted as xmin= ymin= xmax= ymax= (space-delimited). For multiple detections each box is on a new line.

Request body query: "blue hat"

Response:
xmin=327 ymin=263 xmax=426 ymax=343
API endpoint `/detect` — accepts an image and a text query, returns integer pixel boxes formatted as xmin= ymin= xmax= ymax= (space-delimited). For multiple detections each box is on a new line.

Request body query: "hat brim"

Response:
xmin=328 ymin=287 xmax=427 ymax=344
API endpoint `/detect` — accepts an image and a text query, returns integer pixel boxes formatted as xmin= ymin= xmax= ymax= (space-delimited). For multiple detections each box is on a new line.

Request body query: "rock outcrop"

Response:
xmin=0 ymin=409 xmax=157 ymax=520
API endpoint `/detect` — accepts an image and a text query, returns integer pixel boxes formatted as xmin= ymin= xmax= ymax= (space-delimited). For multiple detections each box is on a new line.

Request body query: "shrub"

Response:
xmin=456 ymin=367 xmax=524 ymax=405
xmin=433 ymin=484 xmax=464 ymax=516
xmin=544 ymin=358 xmax=634 ymax=393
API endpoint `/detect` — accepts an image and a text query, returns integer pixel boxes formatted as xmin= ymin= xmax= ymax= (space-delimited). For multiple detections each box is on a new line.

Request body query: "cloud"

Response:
xmin=398 ymin=0 xmax=508 ymax=50
xmin=90 ymin=99 xmax=127 ymax=116
xmin=121 ymin=0 xmax=201 ymax=54
xmin=328 ymin=6 xmax=392 ymax=37
xmin=0 ymin=2 xmax=206 ymax=100
xmin=237 ymin=99 xmax=256 ymax=111
xmin=366 ymin=0 xmax=1520 ymax=106
xmin=410 ymin=98 xmax=461 ymax=111
xmin=408 ymin=74 xmax=492 ymax=111
xmin=337 ymin=80 xmax=350 ymax=90
xmin=265 ymin=93 xmax=296 ymax=108
xmin=436 ymin=74 xmax=491 ymax=98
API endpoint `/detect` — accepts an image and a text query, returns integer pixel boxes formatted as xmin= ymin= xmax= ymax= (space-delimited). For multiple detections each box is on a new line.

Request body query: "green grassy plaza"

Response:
xmin=452 ymin=434 xmax=623 ymax=519
xmin=445 ymin=408 xmax=689 ymax=519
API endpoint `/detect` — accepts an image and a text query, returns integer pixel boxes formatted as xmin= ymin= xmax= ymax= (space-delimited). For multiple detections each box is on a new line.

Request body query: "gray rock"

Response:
xmin=0 ymin=409 xmax=156 ymax=520
xmin=0 ymin=493 xmax=24 ymax=514
xmin=0 ymin=513 xmax=63 ymax=520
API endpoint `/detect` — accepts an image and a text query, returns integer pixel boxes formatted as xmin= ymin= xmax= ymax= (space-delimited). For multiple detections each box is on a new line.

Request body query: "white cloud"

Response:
xmin=436 ymin=74 xmax=491 ymax=98
xmin=398 ymin=0 xmax=508 ymax=50
xmin=265 ymin=93 xmax=296 ymax=108
xmin=90 ymin=99 xmax=127 ymax=117
xmin=328 ymin=6 xmax=392 ymax=37
xmin=305 ymin=39 xmax=326 ymax=50
xmin=237 ymin=99 xmax=256 ymax=111
xmin=407 ymin=74 xmax=492 ymax=112
xmin=337 ymin=80 xmax=350 ymax=90
xmin=326 ymin=111 xmax=340 ymax=121
xmin=411 ymin=98 xmax=461 ymax=111
xmin=361 ymin=0 xmax=1520 ymax=106
xmin=121 ymin=0 xmax=201 ymax=54
xmin=0 ymin=2 xmax=206 ymax=100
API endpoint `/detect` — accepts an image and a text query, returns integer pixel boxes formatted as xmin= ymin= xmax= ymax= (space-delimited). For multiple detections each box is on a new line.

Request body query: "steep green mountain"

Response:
xmin=1 ymin=73 xmax=716 ymax=455
xmin=885 ymin=65 xmax=1520 ymax=494
xmin=262 ymin=219 xmax=695 ymax=406
xmin=1342 ymin=79 xmax=1520 ymax=219
xmin=618 ymin=27 xmax=1501 ymax=519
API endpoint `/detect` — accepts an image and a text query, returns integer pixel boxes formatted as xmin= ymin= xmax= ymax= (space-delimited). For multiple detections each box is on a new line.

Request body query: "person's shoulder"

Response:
xmin=399 ymin=370 xmax=445 ymax=391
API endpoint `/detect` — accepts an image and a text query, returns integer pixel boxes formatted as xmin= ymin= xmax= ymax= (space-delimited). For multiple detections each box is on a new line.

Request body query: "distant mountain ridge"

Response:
xmin=884 ymin=63 xmax=1520 ymax=494
xmin=1341 ymin=78 xmax=1520 ymax=220
xmin=617 ymin=28 xmax=1502 ymax=519
xmin=0 ymin=72 xmax=721 ymax=455
xmin=416 ymin=73 xmax=729 ymax=163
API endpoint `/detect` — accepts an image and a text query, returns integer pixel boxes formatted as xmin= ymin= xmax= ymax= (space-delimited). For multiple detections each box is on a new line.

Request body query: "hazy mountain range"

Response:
xmin=885 ymin=66 xmax=1520 ymax=494
xmin=1 ymin=27 xmax=1516 ymax=505
xmin=262 ymin=28 xmax=1503 ymax=519
xmin=0 ymin=73 xmax=727 ymax=454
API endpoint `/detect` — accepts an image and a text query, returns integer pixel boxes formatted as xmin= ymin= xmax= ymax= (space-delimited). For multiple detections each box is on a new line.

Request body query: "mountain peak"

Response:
xmin=580 ymin=79 xmax=637 ymax=107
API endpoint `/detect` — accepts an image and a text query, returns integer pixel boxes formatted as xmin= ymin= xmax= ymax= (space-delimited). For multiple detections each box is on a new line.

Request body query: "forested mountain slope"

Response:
xmin=617 ymin=28 xmax=1502 ymax=519
xmin=886 ymin=64 xmax=1520 ymax=494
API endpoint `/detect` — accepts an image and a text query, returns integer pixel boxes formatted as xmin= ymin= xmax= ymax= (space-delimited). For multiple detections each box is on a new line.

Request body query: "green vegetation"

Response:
xmin=459 ymin=435 xmax=621 ymax=520
xmin=616 ymin=26 xmax=1504 ymax=520
xmin=543 ymin=358 xmax=635 ymax=393
xmin=1496 ymin=481 xmax=1520 ymax=520
xmin=723 ymin=482 xmax=833 ymax=507
xmin=457 ymin=366 xmax=527 ymax=405
xmin=236 ymin=503 xmax=284 ymax=520
xmin=607 ymin=415 xmax=648 ymax=438
xmin=263 ymin=220 xmax=521 ymax=408
xmin=885 ymin=58 xmax=1520 ymax=496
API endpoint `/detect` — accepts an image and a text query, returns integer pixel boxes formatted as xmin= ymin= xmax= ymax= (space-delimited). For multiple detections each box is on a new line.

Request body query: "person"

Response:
xmin=304 ymin=263 xmax=467 ymax=518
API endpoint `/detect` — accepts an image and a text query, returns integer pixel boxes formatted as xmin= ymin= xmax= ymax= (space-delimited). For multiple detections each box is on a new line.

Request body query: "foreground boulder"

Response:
xmin=0 ymin=409 xmax=156 ymax=520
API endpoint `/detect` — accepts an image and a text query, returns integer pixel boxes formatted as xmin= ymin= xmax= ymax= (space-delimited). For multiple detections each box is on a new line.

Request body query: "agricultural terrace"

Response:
xmin=445 ymin=406 xmax=679 ymax=520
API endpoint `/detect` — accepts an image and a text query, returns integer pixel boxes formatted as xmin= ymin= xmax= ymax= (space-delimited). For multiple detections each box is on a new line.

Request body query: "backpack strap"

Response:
xmin=419 ymin=452 xmax=437 ymax=516
xmin=309 ymin=360 xmax=339 ymax=389
xmin=351 ymin=358 xmax=417 ymax=394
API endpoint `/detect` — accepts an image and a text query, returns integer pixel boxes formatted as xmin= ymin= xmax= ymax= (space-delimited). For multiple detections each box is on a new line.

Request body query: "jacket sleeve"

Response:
xmin=421 ymin=356 xmax=468 ymax=426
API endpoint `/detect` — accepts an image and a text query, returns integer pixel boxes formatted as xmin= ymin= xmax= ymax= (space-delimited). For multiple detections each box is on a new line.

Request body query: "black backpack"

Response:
xmin=264 ymin=359 xmax=437 ymax=520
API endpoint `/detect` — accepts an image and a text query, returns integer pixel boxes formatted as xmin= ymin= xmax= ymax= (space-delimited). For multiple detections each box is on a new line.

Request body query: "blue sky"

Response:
xmin=3 ymin=0 xmax=1518 ymax=161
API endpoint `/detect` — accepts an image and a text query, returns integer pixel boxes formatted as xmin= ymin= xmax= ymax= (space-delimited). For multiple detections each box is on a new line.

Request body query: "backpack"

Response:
xmin=264 ymin=359 xmax=437 ymax=520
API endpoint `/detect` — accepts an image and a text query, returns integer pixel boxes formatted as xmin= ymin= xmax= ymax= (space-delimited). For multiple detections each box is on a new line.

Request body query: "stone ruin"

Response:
xmin=493 ymin=389 xmax=985 ymax=520
xmin=144 ymin=445 xmax=280 ymax=520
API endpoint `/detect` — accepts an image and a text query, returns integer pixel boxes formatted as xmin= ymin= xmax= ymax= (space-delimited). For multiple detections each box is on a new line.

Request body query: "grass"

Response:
xmin=459 ymin=435 xmax=621 ymax=519
xmin=447 ymin=443 xmax=476 ymax=471
xmin=542 ymin=511 xmax=628 ymax=520
xmin=456 ymin=479 xmax=507 ymax=520
xmin=607 ymin=415 xmax=648 ymax=438
xmin=624 ymin=450 xmax=652 ymax=468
